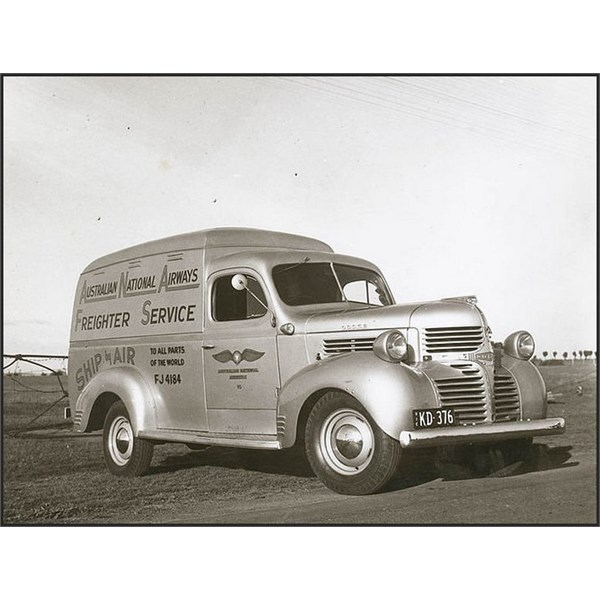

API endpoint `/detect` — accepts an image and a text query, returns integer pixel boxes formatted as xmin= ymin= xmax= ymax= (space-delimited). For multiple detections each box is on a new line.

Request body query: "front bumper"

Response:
xmin=398 ymin=417 xmax=565 ymax=449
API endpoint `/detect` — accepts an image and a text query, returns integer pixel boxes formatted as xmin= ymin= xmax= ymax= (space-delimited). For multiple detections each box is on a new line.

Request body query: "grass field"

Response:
xmin=1 ymin=364 xmax=596 ymax=524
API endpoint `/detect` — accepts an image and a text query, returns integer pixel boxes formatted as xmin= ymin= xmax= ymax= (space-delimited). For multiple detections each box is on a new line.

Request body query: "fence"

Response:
xmin=3 ymin=354 xmax=69 ymax=435
xmin=3 ymin=353 xmax=68 ymax=376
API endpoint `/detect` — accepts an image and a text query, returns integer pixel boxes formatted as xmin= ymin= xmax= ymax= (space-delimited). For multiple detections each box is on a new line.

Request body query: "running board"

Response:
xmin=138 ymin=429 xmax=281 ymax=450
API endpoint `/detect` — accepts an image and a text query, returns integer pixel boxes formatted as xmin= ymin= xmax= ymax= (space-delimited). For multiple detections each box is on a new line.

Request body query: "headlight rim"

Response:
xmin=504 ymin=330 xmax=535 ymax=360
xmin=373 ymin=329 xmax=408 ymax=363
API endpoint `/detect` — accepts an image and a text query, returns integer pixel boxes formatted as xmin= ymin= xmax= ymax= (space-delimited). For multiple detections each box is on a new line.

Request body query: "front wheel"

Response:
xmin=305 ymin=392 xmax=401 ymax=495
xmin=103 ymin=401 xmax=154 ymax=476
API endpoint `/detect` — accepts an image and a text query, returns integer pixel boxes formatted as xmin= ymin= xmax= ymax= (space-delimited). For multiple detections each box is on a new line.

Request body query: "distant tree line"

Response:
xmin=535 ymin=350 xmax=596 ymax=364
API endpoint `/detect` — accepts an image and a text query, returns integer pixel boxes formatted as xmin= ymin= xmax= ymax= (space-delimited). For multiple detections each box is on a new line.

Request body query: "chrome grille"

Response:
xmin=322 ymin=337 xmax=376 ymax=355
xmin=424 ymin=326 xmax=484 ymax=354
xmin=493 ymin=367 xmax=521 ymax=421
xmin=433 ymin=362 xmax=488 ymax=424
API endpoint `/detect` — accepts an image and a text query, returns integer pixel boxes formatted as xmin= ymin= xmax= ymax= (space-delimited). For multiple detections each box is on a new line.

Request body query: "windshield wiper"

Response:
xmin=276 ymin=256 xmax=311 ymax=273
xmin=346 ymin=300 xmax=379 ymax=307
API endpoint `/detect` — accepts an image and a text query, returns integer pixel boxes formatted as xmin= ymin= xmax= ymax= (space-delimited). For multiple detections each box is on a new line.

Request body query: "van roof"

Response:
xmin=83 ymin=228 xmax=333 ymax=272
xmin=209 ymin=248 xmax=380 ymax=274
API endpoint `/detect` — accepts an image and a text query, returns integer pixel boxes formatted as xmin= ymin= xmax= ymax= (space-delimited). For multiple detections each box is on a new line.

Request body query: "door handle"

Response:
xmin=202 ymin=343 xmax=215 ymax=350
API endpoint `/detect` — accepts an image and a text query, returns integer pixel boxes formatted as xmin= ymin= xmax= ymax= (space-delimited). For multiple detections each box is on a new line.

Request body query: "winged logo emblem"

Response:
xmin=212 ymin=348 xmax=265 ymax=365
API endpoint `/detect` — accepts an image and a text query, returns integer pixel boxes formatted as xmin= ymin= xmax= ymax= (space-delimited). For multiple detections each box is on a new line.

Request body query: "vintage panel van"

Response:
xmin=68 ymin=228 xmax=565 ymax=494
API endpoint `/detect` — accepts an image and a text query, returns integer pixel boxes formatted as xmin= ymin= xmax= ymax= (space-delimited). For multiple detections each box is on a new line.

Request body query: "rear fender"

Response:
xmin=278 ymin=353 xmax=438 ymax=447
xmin=74 ymin=366 xmax=158 ymax=434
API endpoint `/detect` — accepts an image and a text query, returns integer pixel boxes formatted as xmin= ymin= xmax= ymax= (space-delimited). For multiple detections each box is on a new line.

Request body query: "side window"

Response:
xmin=212 ymin=274 xmax=268 ymax=322
xmin=343 ymin=280 xmax=386 ymax=306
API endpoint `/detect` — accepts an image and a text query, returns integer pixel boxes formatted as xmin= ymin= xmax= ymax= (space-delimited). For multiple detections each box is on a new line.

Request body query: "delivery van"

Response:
xmin=68 ymin=228 xmax=565 ymax=495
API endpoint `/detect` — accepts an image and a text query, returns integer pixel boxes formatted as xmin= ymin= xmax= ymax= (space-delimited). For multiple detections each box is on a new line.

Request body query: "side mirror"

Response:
xmin=231 ymin=274 xmax=248 ymax=291
xmin=229 ymin=272 xmax=277 ymax=329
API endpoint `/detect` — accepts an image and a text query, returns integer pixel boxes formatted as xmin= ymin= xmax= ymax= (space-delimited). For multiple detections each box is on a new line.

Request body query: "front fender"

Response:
xmin=278 ymin=353 xmax=438 ymax=447
xmin=502 ymin=356 xmax=547 ymax=419
xmin=74 ymin=366 xmax=158 ymax=434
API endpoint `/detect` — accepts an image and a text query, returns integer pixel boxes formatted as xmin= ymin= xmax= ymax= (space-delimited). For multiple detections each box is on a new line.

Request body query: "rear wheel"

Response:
xmin=305 ymin=392 xmax=401 ymax=495
xmin=103 ymin=401 xmax=154 ymax=476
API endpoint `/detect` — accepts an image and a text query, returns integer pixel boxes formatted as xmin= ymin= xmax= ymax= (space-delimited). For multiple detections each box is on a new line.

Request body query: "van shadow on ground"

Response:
xmin=152 ymin=446 xmax=315 ymax=478
xmin=386 ymin=443 xmax=577 ymax=493
xmin=152 ymin=443 xmax=577 ymax=492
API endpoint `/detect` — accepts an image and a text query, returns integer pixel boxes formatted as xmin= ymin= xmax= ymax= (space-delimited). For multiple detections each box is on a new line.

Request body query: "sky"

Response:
xmin=3 ymin=75 xmax=596 ymax=361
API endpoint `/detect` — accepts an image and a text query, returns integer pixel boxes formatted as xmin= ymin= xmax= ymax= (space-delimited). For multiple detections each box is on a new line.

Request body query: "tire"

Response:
xmin=103 ymin=401 xmax=154 ymax=476
xmin=305 ymin=391 xmax=401 ymax=495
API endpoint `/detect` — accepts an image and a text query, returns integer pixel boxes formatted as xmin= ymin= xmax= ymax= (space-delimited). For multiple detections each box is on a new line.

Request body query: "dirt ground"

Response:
xmin=1 ymin=364 xmax=597 ymax=525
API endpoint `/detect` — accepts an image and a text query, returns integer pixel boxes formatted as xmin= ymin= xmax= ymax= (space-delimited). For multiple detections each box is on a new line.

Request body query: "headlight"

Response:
xmin=504 ymin=330 xmax=535 ymax=360
xmin=373 ymin=330 xmax=408 ymax=363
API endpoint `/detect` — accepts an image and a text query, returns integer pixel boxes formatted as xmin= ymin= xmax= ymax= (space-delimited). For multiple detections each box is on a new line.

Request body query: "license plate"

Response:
xmin=413 ymin=408 xmax=456 ymax=429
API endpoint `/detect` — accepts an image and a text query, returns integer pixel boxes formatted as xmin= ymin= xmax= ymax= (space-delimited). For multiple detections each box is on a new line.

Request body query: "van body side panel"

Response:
xmin=69 ymin=248 xmax=208 ymax=433
xmin=71 ymin=248 xmax=204 ymax=342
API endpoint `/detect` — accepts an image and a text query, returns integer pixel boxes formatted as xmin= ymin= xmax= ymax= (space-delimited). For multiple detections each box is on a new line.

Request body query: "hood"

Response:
xmin=303 ymin=298 xmax=484 ymax=334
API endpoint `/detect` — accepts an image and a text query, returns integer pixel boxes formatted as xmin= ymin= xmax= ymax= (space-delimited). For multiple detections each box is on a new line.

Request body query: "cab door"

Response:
xmin=202 ymin=269 xmax=280 ymax=435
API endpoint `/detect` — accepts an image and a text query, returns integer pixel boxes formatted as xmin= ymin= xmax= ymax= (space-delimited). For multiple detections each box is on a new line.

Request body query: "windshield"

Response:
xmin=272 ymin=262 xmax=393 ymax=307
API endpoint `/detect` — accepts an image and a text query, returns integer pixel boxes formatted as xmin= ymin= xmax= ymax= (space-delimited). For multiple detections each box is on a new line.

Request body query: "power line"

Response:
xmin=282 ymin=76 xmax=590 ymax=161
xmin=278 ymin=76 xmax=585 ymax=159
xmin=359 ymin=77 xmax=590 ymax=159
xmin=385 ymin=77 xmax=594 ymax=143
xmin=490 ymin=76 xmax=595 ymax=116
xmin=438 ymin=77 xmax=596 ymax=140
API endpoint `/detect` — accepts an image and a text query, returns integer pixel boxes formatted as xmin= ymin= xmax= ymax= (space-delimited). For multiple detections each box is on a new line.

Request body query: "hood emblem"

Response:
xmin=212 ymin=349 xmax=265 ymax=365
xmin=474 ymin=351 xmax=494 ymax=363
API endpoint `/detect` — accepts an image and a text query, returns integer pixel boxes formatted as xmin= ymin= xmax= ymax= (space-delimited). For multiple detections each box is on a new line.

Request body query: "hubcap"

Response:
xmin=335 ymin=424 xmax=364 ymax=459
xmin=108 ymin=415 xmax=134 ymax=467
xmin=320 ymin=409 xmax=375 ymax=475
